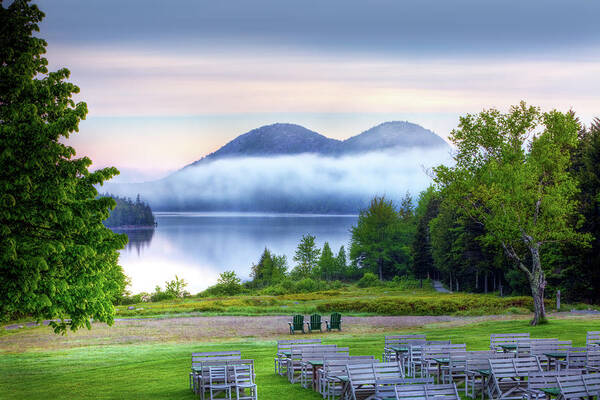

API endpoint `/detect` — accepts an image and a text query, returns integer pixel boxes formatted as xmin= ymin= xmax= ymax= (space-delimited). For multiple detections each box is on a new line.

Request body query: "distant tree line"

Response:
xmin=100 ymin=194 xmax=156 ymax=228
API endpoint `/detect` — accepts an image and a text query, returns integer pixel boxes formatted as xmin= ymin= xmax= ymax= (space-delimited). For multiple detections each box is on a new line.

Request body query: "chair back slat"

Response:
xmin=587 ymin=331 xmax=600 ymax=347
xmin=329 ymin=312 xmax=342 ymax=330
xmin=490 ymin=333 xmax=530 ymax=351
xmin=293 ymin=314 xmax=304 ymax=329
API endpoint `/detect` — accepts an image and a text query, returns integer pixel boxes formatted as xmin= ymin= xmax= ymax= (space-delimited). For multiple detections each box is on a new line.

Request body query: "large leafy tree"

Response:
xmin=0 ymin=1 xmax=127 ymax=333
xmin=433 ymin=102 xmax=587 ymax=325
xmin=350 ymin=196 xmax=413 ymax=280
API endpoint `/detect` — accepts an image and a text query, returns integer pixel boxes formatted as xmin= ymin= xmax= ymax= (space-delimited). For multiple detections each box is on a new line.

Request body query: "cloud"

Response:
xmin=48 ymin=46 xmax=600 ymax=119
xmin=103 ymin=148 xmax=453 ymax=212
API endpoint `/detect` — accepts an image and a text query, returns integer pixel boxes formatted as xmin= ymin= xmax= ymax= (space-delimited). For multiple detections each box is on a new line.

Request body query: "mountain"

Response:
xmin=103 ymin=121 xmax=451 ymax=213
xmin=187 ymin=121 xmax=447 ymax=167
xmin=340 ymin=121 xmax=448 ymax=153
xmin=189 ymin=123 xmax=340 ymax=167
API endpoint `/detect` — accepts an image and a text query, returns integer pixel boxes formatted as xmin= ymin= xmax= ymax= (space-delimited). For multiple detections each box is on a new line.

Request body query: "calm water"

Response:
xmin=117 ymin=212 xmax=357 ymax=294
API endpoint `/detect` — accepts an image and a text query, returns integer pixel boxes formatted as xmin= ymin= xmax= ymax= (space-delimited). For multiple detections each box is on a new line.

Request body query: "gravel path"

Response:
xmin=0 ymin=315 xmax=464 ymax=351
xmin=432 ymin=280 xmax=451 ymax=293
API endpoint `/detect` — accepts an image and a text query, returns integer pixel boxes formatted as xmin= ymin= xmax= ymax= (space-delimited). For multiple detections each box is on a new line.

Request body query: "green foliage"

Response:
xmin=433 ymin=102 xmax=588 ymax=324
xmin=291 ymin=234 xmax=320 ymax=278
xmin=357 ymin=271 xmax=380 ymax=287
xmin=316 ymin=293 xmax=540 ymax=316
xmin=100 ymin=194 xmax=155 ymax=227
xmin=164 ymin=275 xmax=188 ymax=298
xmin=215 ymin=271 xmax=242 ymax=296
xmin=0 ymin=1 xmax=127 ymax=333
xmin=150 ymin=276 xmax=189 ymax=301
xmin=554 ymin=118 xmax=600 ymax=303
xmin=335 ymin=245 xmax=349 ymax=279
xmin=350 ymin=195 xmax=415 ymax=280
xmin=411 ymin=187 xmax=440 ymax=281
xmin=317 ymin=242 xmax=336 ymax=280
xmin=249 ymin=248 xmax=287 ymax=288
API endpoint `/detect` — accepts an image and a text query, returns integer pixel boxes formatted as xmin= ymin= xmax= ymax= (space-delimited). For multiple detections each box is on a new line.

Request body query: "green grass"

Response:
xmin=114 ymin=286 xmax=538 ymax=318
xmin=2 ymin=317 xmax=599 ymax=400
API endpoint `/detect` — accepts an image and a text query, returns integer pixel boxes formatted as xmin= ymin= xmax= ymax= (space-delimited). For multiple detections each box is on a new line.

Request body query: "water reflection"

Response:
xmin=117 ymin=212 xmax=357 ymax=294
xmin=113 ymin=228 xmax=155 ymax=255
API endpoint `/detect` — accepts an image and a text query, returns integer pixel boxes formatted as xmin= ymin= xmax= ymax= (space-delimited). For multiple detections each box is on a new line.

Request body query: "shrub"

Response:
xmin=315 ymin=294 xmax=537 ymax=315
xmin=391 ymin=275 xmax=422 ymax=290
xmin=357 ymin=272 xmax=380 ymax=288
xmin=295 ymin=278 xmax=321 ymax=293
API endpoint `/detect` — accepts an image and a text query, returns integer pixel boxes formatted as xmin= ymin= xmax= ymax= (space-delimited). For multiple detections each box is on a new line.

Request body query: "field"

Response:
xmin=2 ymin=313 xmax=600 ymax=400
xmin=113 ymin=286 xmax=544 ymax=318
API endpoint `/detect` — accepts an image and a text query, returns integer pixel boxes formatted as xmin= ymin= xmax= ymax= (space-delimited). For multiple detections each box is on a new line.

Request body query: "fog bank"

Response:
xmin=102 ymin=148 xmax=453 ymax=213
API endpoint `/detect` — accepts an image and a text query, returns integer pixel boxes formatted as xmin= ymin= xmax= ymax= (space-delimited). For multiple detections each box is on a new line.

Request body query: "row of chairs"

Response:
xmin=289 ymin=313 xmax=342 ymax=334
xmin=190 ymin=351 xmax=257 ymax=400
xmin=380 ymin=332 xmax=600 ymax=400
xmin=274 ymin=338 xmax=461 ymax=400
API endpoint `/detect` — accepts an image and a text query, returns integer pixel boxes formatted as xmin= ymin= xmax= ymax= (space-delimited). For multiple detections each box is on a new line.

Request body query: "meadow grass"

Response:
xmin=2 ymin=316 xmax=600 ymax=400
xmin=114 ymin=286 xmax=539 ymax=318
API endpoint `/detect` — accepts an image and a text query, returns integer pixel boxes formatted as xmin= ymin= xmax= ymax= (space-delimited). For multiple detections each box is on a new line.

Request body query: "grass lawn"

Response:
xmin=2 ymin=316 xmax=600 ymax=400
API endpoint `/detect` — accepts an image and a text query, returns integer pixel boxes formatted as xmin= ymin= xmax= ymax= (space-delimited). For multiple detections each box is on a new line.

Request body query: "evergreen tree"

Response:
xmin=317 ymin=242 xmax=336 ymax=280
xmin=292 ymin=234 xmax=321 ymax=278
xmin=0 ymin=1 xmax=127 ymax=333
xmin=250 ymin=248 xmax=287 ymax=287
xmin=411 ymin=187 xmax=439 ymax=285
xmin=556 ymin=118 xmax=600 ymax=303
xmin=335 ymin=245 xmax=348 ymax=280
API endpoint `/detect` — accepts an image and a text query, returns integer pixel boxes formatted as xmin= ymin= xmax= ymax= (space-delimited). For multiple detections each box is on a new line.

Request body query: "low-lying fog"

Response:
xmin=103 ymin=147 xmax=453 ymax=212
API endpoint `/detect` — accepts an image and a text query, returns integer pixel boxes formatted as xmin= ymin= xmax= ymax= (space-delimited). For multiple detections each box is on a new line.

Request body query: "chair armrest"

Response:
xmin=288 ymin=322 xmax=293 ymax=326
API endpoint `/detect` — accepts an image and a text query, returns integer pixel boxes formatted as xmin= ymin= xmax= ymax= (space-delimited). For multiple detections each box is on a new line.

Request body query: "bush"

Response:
xmin=390 ymin=275 xmax=422 ymax=290
xmin=117 ymin=292 xmax=150 ymax=305
xmin=295 ymin=278 xmax=321 ymax=293
xmin=316 ymin=294 xmax=537 ymax=315
xmin=357 ymin=272 xmax=380 ymax=288
xmin=151 ymin=286 xmax=176 ymax=302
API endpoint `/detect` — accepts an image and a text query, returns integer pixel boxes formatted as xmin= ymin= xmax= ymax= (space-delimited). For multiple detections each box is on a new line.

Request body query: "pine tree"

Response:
xmin=292 ymin=234 xmax=321 ymax=278
xmin=317 ymin=242 xmax=336 ymax=280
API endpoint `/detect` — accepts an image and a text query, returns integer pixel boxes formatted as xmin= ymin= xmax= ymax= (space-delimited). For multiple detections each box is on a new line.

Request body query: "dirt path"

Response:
xmin=3 ymin=313 xmax=595 ymax=353
xmin=0 ymin=315 xmax=478 ymax=352
xmin=432 ymin=280 xmax=451 ymax=293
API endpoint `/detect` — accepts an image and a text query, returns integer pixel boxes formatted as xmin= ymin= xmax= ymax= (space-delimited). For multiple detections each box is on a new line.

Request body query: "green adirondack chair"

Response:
xmin=288 ymin=314 xmax=305 ymax=334
xmin=325 ymin=312 xmax=342 ymax=331
xmin=307 ymin=314 xmax=322 ymax=333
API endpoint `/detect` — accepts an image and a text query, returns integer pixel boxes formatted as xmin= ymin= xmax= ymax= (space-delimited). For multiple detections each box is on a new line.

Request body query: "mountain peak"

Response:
xmin=189 ymin=123 xmax=340 ymax=166
xmin=186 ymin=120 xmax=448 ymax=168
xmin=341 ymin=120 xmax=448 ymax=152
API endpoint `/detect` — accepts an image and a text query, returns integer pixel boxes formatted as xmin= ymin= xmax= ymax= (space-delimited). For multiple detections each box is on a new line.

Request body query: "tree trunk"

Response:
xmin=503 ymin=240 xmax=547 ymax=325
xmin=528 ymin=244 xmax=547 ymax=325
xmin=484 ymin=272 xmax=488 ymax=293
xmin=378 ymin=258 xmax=383 ymax=281
xmin=475 ymin=270 xmax=479 ymax=290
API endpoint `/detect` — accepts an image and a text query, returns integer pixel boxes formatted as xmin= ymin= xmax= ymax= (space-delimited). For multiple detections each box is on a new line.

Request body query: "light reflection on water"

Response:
xmin=116 ymin=212 xmax=357 ymax=294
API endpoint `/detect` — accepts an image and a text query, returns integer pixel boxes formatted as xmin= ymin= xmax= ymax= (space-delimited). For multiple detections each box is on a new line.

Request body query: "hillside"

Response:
xmin=187 ymin=121 xmax=448 ymax=167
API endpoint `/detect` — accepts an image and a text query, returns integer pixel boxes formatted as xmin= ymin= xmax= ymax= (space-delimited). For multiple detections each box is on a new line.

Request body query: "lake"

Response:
xmin=116 ymin=212 xmax=358 ymax=294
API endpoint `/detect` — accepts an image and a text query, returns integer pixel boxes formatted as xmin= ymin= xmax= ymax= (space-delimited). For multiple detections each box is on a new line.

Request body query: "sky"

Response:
xmin=33 ymin=0 xmax=600 ymax=182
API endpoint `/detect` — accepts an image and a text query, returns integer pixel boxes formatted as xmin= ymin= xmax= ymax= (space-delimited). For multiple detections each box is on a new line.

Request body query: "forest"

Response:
xmin=100 ymin=194 xmax=156 ymax=228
